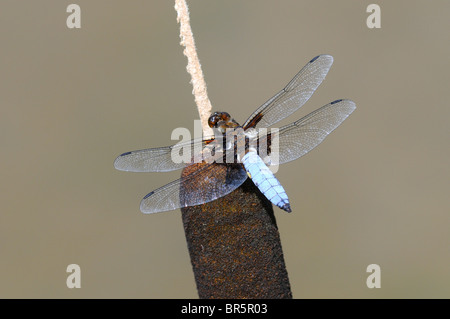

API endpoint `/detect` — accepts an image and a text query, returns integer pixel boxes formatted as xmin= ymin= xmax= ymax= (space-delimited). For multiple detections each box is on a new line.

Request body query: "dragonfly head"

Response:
xmin=208 ymin=112 xmax=240 ymax=133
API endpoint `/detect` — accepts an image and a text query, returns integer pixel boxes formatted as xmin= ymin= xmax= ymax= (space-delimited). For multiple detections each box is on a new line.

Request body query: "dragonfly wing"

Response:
xmin=140 ymin=162 xmax=248 ymax=214
xmin=267 ymin=99 xmax=356 ymax=165
xmin=243 ymin=55 xmax=334 ymax=129
xmin=114 ymin=137 xmax=212 ymax=172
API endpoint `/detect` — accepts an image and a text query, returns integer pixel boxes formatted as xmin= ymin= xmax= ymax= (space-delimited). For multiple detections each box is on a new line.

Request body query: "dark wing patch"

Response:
xmin=140 ymin=162 xmax=247 ymax=214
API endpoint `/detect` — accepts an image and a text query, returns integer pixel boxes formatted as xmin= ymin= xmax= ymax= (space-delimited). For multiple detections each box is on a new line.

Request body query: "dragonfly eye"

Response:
xmin=208 ymin=112 xmax=232 ymax=128
xmin=208 ymin=112 xmax=220 ymax=128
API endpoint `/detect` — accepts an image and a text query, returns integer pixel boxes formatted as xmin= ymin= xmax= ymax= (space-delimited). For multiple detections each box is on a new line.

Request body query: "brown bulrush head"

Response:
xmin=180 ymin=161 xmax=292 ymax=299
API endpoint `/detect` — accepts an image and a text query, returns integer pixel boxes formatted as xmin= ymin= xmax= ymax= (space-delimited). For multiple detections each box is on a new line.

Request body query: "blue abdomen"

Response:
xmin=242 ymin=152 xmax=291 ymax=213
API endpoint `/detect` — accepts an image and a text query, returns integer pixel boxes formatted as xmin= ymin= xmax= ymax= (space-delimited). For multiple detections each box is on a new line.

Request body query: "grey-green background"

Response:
xmin=1 ymin=1 xmax=449 ymax=298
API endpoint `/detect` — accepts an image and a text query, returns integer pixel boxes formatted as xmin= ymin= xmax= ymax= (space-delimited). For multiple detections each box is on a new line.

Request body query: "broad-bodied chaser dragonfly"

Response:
xmin=114 ymin=55 xmax=356 ymax=214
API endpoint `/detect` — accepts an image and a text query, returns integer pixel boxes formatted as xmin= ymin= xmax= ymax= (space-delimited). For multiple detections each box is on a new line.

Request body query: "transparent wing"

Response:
xmin=140 ymin=163 xmax=248 ymax=214
xmin=243 ymin=55 xmax=334 ymax=129
xmin=114 ymin=137 xmax=213 ymax=172
xmin=266 ymin=99 xmax=356 ymax=166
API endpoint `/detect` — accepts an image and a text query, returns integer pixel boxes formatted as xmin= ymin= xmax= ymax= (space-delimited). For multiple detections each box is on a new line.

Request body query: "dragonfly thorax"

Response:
xmin=244 ymin=128 xmax=258 ymax=139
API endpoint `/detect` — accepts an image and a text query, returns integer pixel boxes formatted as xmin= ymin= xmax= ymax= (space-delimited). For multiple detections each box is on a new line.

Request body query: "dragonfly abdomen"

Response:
xmin=242 ymin=152 xmax=291 ymax=213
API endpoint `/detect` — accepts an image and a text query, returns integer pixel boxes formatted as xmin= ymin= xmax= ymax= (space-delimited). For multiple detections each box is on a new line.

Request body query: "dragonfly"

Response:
xmin=114 ymin=55 xmax=356 ymax=214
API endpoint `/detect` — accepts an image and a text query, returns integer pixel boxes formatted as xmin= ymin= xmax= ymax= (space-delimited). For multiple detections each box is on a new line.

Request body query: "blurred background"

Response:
xmin=0 ymin=1 xmax=449 ymax=298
